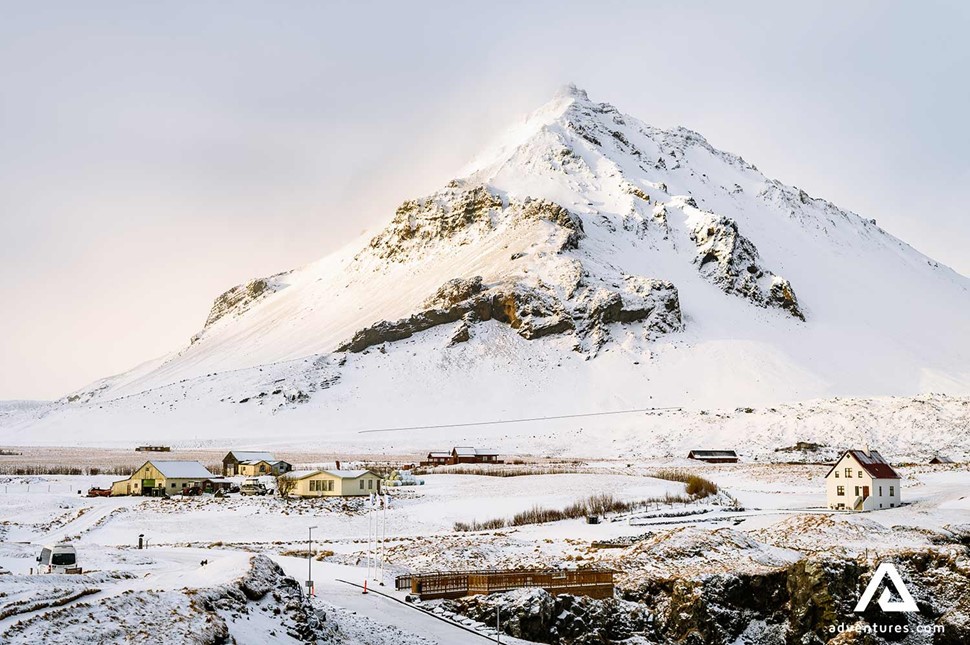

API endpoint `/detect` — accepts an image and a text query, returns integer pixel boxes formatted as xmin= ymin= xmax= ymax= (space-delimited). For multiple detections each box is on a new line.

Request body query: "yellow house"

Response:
xmin=283 ymin=469 xmax=382 ymax=498
xmin=237 ymin=459 xmax=293 ymax=477
xmin=110 ymin=460 xmax=214 ymax=496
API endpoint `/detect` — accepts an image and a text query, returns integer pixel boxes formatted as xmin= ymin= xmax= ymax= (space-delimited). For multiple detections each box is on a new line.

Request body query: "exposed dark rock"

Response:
xmin=444 ymin=588 xmax=653 ymax=644
xmin=364 ymin=184 xmax=586 ymax=261
xmin=338 ymin=271 xmax=681 ymax=354
xmin=423 ymin=276 xmax=485 ymax=309
xmin=441 ymin=550 xmax=970 ymax=644
xmin=449 ymin=320 xmax=471 ymax=345
xmin=518 ymin=198 xmax=586 ymax=251
xmin=689 ymin=214 xmax=805 ymax=321
xmin=199 ymin=274 xmax=286 ymax=334
xmin=337 ymin=281 xmax=573 ymax=353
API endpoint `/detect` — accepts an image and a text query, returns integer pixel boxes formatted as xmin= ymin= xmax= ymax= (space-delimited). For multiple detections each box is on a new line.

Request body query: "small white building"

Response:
xmin=825 ymin=448 xmax=901 ymax=511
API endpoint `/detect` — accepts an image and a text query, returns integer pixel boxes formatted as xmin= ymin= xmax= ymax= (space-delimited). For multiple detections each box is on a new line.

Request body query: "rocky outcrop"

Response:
xmin=338 ymin=274 xmax=681 ymax=354
xmin=441 ymin=549 xmax=970 ymax=644
xmin=689 ymin=214 xmax=805 ymax=321
xmin=444 ymin=588 xmax=653 ymax=644
xmin=337 ymin=279 xmax=573 ymax=352
xmin=518 ymin=197 xmax=586 ymax=250
xmin=364 ymin=183 xmax=586 ymax=262
xmin=200 ymin=274 xmax=286 ymax=331
xmin=572 ymin=278 xmax=682 ymax=350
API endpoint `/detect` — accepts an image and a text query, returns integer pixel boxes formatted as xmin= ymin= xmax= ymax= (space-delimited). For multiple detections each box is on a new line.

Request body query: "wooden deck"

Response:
xmin=397 ymin=568 xmax=616 ymax=600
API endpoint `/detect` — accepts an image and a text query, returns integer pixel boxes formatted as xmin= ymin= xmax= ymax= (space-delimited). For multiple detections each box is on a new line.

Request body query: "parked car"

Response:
xmin=86 ymin=487 xmax=111 ymax=497
xmin=240 ymin=478 xmax=268 ymax=496
xmin=180 ymin=486 xmax=202 ymax=496
xmin=37 ymin=543 xmax=81 ymax=574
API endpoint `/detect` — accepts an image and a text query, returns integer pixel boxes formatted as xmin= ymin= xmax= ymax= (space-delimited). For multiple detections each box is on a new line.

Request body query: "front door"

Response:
xmin=862 ymin=486 xmax=870 ymax=499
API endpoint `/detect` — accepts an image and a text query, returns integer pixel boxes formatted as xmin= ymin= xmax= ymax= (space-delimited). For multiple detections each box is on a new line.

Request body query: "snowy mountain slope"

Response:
xmin=2 ymin=84 xmax=969 ymax=451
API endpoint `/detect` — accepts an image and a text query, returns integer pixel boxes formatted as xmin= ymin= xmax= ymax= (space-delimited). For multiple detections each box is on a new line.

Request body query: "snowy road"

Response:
xmin=273 ymin=556 xmax=535 ymax=645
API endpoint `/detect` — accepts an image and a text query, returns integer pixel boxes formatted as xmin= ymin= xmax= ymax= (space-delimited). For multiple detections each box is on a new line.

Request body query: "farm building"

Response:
xmin=281 ymin=469 xmax=382 ymax=497
xmin=929 ymin=455 xmax=954 ymax=465
xmin=222 ymin=451 xmax=289 ymax=476
xmin=452 ymin=447 xmax=502 ymax=464
xmin=110 ymin=460 xmax=214 ymax=497
xmin=825 ymin=448 xmax=901 ymax=511
xmin=424 ymin=451 xmax=452 ymax=466
xmin=421 ymin=447 xmax=503 ymax=466
xmin=236 ymin=459 xmax=292 ymax=477
xmin=687 ymin=450 xmax=738 ymax=463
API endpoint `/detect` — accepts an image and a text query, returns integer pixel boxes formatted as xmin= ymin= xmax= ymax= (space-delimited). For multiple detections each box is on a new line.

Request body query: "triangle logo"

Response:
xmin=854 ymin=562 xmax=918 ymax=613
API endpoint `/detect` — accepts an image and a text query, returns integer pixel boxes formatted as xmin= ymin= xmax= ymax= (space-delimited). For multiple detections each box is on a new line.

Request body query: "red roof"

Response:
xmin=826 ymin=449 xmax=900 ymax=480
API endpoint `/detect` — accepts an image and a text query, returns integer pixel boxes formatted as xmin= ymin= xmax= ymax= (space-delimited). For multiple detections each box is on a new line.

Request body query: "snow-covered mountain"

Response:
xmin=3 ymin=85 xmax=969 ymax=455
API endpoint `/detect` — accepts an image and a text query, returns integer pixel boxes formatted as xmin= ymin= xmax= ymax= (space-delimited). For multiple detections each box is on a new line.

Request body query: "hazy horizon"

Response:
xmin=2 ymin=1 xmax=968 ymax=400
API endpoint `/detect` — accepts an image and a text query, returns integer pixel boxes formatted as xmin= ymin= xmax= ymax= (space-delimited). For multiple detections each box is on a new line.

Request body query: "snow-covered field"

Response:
xmin=1 ymin=461 xmax=967 ymax=643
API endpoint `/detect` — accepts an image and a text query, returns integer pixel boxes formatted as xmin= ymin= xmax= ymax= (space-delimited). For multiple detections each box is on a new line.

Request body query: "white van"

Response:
xmin=37 ymin=543 xmax=80 ymax=574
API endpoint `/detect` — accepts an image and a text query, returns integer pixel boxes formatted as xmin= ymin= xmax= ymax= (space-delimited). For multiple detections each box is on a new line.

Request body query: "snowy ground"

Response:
xmin=0 ymin=461 xmax=967 ymax=643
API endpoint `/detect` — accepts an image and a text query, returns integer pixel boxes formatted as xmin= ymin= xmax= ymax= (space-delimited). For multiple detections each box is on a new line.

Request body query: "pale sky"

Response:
xmin=2 ymin=1 xmax=968 ymax=400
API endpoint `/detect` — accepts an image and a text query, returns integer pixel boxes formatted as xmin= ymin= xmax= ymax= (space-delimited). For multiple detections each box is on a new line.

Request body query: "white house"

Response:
xmin=825 ymin=448 xmax=901 ymax=511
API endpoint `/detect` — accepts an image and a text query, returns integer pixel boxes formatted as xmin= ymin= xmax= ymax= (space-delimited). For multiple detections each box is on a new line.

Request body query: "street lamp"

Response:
xmin=307 ymin=525 xmax=317 ymax=596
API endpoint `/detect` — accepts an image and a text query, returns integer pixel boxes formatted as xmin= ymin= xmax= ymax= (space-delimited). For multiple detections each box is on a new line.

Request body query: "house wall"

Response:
xmin=292 ymin=473 xmax=341 ymax=497
xmin=862 ymin=478 xmax=901 ymax=510
xmin=238 ymin=462 xmax=272 ymax=477
xmin=338 ymin=474 xmax=381 ymax=496
xmin=290 ymin=473 xmax=382 ymax=497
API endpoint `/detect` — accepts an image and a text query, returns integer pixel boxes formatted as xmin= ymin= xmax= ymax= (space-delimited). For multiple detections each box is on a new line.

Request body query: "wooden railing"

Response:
xmin=398 ymin=568 xmax=615 ymax=600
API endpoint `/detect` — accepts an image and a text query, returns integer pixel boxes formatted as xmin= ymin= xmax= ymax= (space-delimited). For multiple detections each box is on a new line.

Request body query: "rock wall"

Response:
xmin=443 ymin=548 xmax=970 ymax=644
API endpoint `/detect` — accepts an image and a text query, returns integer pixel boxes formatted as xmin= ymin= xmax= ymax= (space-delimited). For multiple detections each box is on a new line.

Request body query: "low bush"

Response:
xmin=650 ymin=469 xmax=719 ymax=498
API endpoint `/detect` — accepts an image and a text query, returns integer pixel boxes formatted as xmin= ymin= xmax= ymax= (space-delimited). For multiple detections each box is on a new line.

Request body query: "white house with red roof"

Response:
xmin=825 ymin=448 xmax=901 ymax=511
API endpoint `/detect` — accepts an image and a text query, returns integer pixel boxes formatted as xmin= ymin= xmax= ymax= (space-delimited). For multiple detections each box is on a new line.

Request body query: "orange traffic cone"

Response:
xmin=362 ymin=578 xmax=368 ymax=594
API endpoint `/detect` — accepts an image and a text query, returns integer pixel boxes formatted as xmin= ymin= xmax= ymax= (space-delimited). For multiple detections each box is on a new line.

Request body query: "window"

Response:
xmin=854 ymin=486 xmax=860 ymax=496
xmin=834 ymin=472 xmax=839 ymax=478
xmin=891 ymin=503 xmax=895 ymax=508
xmin=844 ymin=468 xmax=853 ymax=478
xmin=51 ymin=552 xmax=75 ymax=566
xmin=879 ymin=486 xmax=883 ymax=496
xmin=360 ymin=480 xmax=364 ymax=489
xmin=879 ymin=503 xmax=883 ymax=508
xmin=310 ymin=480 xmax=317 ymax=492
xmin=326 ymin=480 xmax=333 ymax=491
xmin=889 ymin=486 xmax=895 ymax=496
xmin=858 ymin=471 xmax=863 ymax=478
xmin=837 ymin=486 xmax=845 ymax=496
xmin=368 ymin=480 xmax=373 ymax=490
xmin=171 ymin=483 xmax=176 ymax=488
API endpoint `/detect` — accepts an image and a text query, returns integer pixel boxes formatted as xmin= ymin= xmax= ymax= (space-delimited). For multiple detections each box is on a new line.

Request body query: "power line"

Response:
xmin=356 ymin=405 xmax=682 ymax=434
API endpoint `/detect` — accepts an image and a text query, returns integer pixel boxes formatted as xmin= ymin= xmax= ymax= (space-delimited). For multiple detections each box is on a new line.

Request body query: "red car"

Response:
xmin=87 ymin=487 xmax=111 ymax=497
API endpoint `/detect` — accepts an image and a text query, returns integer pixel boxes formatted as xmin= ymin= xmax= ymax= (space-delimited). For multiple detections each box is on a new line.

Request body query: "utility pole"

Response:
xmin=379 ymin=493 xmax=388 ymax=585
xmin=369 ymin=492 xmax=376 ymax=580
xmin=307 ymin=525 xmax=317 ymax=596
xmin=496 ymin=605 xmax=501 ymax=644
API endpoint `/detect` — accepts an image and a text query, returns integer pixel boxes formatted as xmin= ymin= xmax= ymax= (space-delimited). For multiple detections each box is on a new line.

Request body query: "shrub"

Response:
xmin=650 ymin=469 xmax=719 ymax=498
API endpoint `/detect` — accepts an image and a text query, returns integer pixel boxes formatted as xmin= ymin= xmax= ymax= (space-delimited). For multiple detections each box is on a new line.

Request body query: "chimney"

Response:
xmin=863 ymin=443 xmax=870 ymax=457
